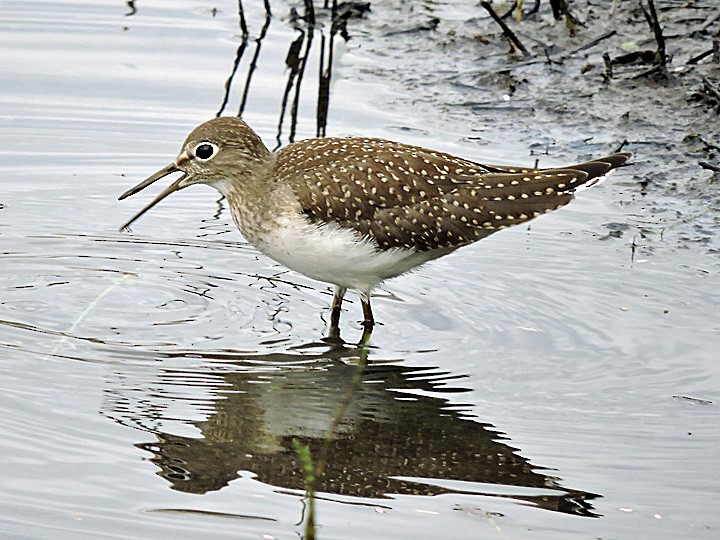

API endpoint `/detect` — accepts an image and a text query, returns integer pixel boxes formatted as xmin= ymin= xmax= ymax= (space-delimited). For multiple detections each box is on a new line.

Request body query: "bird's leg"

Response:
xmin=359 ymin=292 xmax=374 ymax=329
xmin=329 ymin=286 xmax=346 ymax=339
xmin=359 ymin=292 xmax=374 ymax=344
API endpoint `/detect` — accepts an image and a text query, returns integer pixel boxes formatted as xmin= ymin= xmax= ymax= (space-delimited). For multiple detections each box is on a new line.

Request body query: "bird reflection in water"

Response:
xmin=104 ymin=341 xmax=599 ymax=517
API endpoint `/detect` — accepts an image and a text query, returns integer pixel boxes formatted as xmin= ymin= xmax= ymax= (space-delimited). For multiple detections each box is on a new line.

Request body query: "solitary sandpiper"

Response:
xmin=119 ymin=117 xmax=630 ymax=333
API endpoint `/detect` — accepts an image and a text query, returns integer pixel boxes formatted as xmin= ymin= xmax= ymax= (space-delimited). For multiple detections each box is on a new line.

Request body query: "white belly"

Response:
xmin=248 ymin=214 xmax=440 ymax=293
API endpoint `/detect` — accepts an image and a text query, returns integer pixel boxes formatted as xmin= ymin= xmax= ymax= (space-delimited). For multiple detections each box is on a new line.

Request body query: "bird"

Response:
xmin=119 ymin=116 xmax=630 ymax=336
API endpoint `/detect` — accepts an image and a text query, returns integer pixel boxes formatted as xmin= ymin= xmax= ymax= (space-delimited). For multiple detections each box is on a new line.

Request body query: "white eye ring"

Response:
xmin=193 ymin=142 xmax=218 ymax=161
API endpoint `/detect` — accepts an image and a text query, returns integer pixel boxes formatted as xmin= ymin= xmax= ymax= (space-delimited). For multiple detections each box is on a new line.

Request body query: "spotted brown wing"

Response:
xmin=277 ymin=138 xmax=630 ymax=251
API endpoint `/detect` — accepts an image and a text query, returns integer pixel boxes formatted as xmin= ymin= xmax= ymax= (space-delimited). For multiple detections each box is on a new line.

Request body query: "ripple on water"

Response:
xmin=0 ymin=232 xmax=293 ymax=357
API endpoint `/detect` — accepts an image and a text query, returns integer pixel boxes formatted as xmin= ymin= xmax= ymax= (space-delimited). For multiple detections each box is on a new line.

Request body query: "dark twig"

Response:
xmin=303 ymin=0 xmax=316 ymax=27
xmin=316 ymin=42 xmax=330 ymax=137
xmin=702 ymin=76 xmax=720 ymax=99
xmin=641 ymin=0 xmax=667 ymax=70
xmin=216 ymin=1 xmax=251 ymax=116
xmin=698 ymin=136 xmax=720 ymax=152
xmin=543 ymin=47 xmax=553 ymax=65
xmin=701 ymin=76 xmax=720 ymax=108
xmin=613 ymin=140 xmax=630 ymax=154
xmin=602 ymin=52 xmax=613 ymax=82
xmin=238 ymin=12 xmax=272 ymax=116
xmin=275 ymin=33 xmax=304 ymax=149
xmin=481 ymin=1 xmax=530 ymax=58
xmin=217 ymin=42 xmax=247 ymax=117
xmin=500 ymin=0 xmax=540 ymax=20
xmin=289 ymin=25 xmax=315 ymax=142
xmin=699 ymin=162 xmax=720 ymax=173
xmin=500 ymin=0 xmax=518 ymax=20
xmin=316 ymin=0 xmax=338 ymax=137
xmin=549 ymin=0 xmax=577 ymax=34
xmin=632 ymin=64 xmax=664 ymax=80
xmin=549 ymin=0 xmax=563 ymax=20
xmin=686 ymin=48 xmax=713 ymax=65
xmin=526 ymin=0 xmax=541 ymax=17
xmin=560 ymin=30 xmax=617 ymax=59
xmin=237 ymin=0 xmax=248 ymax=37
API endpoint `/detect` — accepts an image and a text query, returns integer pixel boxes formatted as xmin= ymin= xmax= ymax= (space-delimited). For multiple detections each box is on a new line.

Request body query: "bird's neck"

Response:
xmin=217 ymin=157 xmax=302 ymax=245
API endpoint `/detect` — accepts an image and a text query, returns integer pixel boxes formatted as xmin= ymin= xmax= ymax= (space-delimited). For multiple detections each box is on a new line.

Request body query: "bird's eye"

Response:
xmin=194 ymin=142 xmax=218 ymax=161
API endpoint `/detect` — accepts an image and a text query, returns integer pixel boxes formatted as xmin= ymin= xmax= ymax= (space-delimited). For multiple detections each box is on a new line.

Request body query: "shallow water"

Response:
xmin=1 ymin=1 xmax=718 ymax=539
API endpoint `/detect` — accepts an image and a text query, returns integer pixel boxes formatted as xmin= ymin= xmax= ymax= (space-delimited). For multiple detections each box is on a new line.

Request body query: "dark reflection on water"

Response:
xmin=217 ymin=0 xmax=368 ymax=144
xmin=102 ymin=342 xmax=599 ymax=517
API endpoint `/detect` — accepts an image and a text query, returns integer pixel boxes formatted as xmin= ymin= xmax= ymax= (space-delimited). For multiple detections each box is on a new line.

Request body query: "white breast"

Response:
xmin=247 ymin=213 xmax=440 ymax=294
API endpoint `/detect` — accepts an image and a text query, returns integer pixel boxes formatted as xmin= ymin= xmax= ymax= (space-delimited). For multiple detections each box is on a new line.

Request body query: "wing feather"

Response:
xmin=274 ymin=138 xmax=630 ymax=251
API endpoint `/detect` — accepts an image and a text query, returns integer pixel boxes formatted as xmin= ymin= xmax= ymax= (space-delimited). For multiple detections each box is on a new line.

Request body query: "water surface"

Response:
xmin=1 ymin=1 xmax=718 ymax=539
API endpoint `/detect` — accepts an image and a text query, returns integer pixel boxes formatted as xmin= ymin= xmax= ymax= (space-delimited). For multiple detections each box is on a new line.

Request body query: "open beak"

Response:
xmin=118 ymin=164 xmax=188 ymax=231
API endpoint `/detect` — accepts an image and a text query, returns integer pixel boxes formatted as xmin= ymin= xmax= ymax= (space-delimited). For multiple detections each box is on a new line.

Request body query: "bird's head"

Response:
xmin=118 ymin=117 xmax=271 ymax=230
